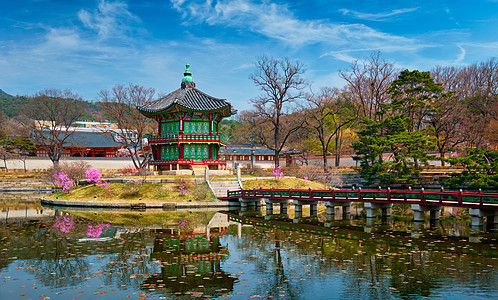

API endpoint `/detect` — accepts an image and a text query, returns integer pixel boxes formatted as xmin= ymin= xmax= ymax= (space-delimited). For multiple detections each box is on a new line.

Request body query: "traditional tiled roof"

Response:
xmin=138 ymin=86 xmax=233 ymax=113
xmin=67 ymin=132 xmax=120 ymax=148
xmin=138 ymin=64 xmax=236 ymax=116
xmin=37 ymin=131 xmax=120 ymax=148
xmin=219 ymin=147 xmax=275 ymax=156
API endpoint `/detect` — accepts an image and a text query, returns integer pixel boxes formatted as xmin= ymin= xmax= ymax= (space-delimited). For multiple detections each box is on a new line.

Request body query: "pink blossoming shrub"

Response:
xmin=304 ymin=176 xmax=308 ymax=185
xmin=54 ymin=215 xmax=75 ymax=233
xmin=178 ymin=218 xmax=188 ymax=229
xmin=271 ymin=165 xmax=284 ymax=178
xmin=86 ymin=169 xmax=110 ymax=190
xmin=87 ymin=223 xmax=111 ymax=238
xmin=177 ymin=183 xmax=190 ymax=195
xmin=53 ymin=171 xmax=75 ymax=193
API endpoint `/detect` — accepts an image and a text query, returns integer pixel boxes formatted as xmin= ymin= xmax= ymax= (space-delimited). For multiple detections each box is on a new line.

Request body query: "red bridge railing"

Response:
xmin=223 ymin=188 xmax=498 ymax=210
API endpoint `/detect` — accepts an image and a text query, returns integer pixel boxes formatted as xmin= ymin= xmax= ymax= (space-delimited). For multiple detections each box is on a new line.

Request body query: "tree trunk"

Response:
xmin=335 ymin=131 xmax=342 ymax=167
xmin=322 ymin=151 xmax=328 ymax=173
xmin=440 ymin=151 xmax=445 ymax=167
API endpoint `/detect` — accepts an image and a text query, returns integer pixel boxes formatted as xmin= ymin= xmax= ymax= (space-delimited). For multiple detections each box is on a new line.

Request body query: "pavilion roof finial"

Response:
xmin=182 ymin=63 xmax=194 ymax=84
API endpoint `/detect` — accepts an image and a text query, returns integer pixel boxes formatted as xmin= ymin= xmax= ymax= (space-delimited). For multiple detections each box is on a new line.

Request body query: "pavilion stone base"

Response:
xmin=159 ymin=169 xmax=232 ymax=175
xmin=156 ymin=165 xmax=232 ymax=176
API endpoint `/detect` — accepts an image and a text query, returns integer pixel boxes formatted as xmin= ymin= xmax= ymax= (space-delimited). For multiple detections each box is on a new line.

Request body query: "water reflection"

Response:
xmin=225 ymin=210 xmax=498 ymax=299
xmin=0 ymin=208 xmax=496 ymax=299
xmin=146 ymin=230 xmax=236 ymax=297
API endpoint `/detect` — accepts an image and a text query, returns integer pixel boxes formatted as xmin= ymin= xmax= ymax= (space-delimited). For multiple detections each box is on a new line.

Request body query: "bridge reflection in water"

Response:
xmin=222 ymin=210 xmax=497 ymax=299
xmin=222 ymin=188 xmax=498 ymax=229
xmin=0 ymin=209 xmax=496 ymax=299
xmin=223 ymin=210 xmax=497 ymax=256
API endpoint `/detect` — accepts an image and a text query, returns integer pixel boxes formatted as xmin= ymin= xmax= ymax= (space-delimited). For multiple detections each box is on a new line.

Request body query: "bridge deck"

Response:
xmin=220 ymin=188 xmax=498 ymax=210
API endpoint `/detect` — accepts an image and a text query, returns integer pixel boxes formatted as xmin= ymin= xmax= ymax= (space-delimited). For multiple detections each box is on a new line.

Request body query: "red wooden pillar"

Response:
xmin=153 ymin=146 xmax=159 ymax=160
xmin=179 ymin=144 xmax=184 ymax=159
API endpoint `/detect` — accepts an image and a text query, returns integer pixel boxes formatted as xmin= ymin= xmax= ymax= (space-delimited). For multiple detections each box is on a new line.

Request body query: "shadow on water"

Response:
xmin=0 ymin=205 xmax=496 ymax=299
xmin=223 ymin=209 xmax=498 ymax=299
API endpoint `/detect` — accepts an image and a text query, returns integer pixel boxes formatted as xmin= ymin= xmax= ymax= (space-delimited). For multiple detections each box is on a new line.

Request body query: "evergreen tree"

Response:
xmin=442 ymin=148 xmax=497 ymax=189
xmin=353 ymin=70 xmax=439 ymax=185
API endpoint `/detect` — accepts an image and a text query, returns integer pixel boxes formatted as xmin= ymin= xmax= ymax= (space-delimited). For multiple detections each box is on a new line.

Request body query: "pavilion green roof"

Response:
xmin=138 ymin=64 xmax=236 ymax=117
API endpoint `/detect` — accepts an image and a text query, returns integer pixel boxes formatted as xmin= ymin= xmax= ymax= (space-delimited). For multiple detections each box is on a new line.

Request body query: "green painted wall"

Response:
xmin=184 ymin=121 xmax=209 ymax=134
xmin=162 ymin=122 xmax=180 ymax=135
xmin=183 ymin=144 xmax=209 ymax=161
xmin=161 ymin=145 xmax=179 ymax=160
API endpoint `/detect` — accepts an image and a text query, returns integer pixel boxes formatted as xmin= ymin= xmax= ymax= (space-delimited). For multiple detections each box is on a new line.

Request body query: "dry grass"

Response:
xmin=45 ymin=182 xmax=219 ymax=203
xmin=242 ymin=178 xmax=329 ymax=190
xmin=68 ymin=210 xmax=216 ymax=226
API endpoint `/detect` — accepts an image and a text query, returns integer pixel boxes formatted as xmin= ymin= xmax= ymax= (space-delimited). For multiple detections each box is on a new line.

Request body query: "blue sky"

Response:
xmin=1 ymin=0 xmax=497 ymax=111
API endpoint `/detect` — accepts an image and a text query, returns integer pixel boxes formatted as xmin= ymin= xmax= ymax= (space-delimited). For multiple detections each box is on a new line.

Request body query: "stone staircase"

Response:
xmin=191 ymin=165 xmax=207 ymax=176
xmin=209 ymin=180 xmax=242 ymax=198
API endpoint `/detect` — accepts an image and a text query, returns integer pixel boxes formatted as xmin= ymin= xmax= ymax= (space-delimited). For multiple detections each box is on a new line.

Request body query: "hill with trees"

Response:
xmin=0 ymin=89 xmax=100 ymax=120
xmin=0 ymin=89 xmax=14 ymax=100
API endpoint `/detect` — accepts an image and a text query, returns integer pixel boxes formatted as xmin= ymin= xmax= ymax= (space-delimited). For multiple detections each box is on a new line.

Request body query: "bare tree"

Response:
xmin=285 ymin=125 xmax=319 ymax=166
xmin=305 ymin=88 xmax=358 ymax=172
xmin=250 ymin=56 xmax=307 ymax=166
xmin=433 ymin=59 xmax=498 ymax=150
xmin=339 ymin=52 xmax=396 ymax=121
xmin=431 ymin=66 xmax=461 ymax=94
xmin=457 ymin=57 xmax=498 ymax=98
xmin=426 ymin=95 xmax=466 ymax=165
xmin=98 ymin=84 xmax=157 ymax=170
xmin=24 ymin=89 xmax=83 ymax=166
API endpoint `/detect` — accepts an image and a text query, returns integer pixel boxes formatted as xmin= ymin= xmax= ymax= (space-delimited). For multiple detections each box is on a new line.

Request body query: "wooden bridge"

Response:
xmin=220 ymin=188 xmax=498 ymax=227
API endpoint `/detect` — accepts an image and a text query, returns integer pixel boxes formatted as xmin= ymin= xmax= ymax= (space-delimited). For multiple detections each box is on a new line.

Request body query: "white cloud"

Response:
xmin=455 ymin=44 xmax=466 ymax=64
xmin=78 ymin=0 xmax=138 ymax=39
xmin=170 ymin=0 xmax=417 ymax=49
xmin=339 ymin=7 xmax=419 ymax=21
xmin=44 ymin=28 xmax=82 ymax=49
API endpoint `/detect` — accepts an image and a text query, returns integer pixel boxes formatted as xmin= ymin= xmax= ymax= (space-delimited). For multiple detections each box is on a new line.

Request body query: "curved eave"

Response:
xmin=138 ymin=103 xmax=235 ymax=118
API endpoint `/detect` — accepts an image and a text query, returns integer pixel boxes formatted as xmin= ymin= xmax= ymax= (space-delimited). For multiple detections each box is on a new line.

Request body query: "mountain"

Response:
xmin=0 ymin=89 xmax=14 ymax=100
xmin=0 ymin=96 xmax=30 ymax=117
xmin=0 ymin=94 xmax=100 ymax=120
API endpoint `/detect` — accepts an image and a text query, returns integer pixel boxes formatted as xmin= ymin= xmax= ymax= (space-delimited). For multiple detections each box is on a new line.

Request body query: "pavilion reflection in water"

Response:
xmin=143 ymin=213 xmax=237 ymax=296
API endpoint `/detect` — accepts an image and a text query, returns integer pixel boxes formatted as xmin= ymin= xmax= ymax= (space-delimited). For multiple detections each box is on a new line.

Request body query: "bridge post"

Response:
xmin=280 ymin=201 xmax=288 ymax=214
xmin=430 ymin=209 xmax=440 ymax=221
xmin=469 ymin=209 xmax=498 ymax=228
xmin=292 ymin=200 xmax=319 ymax=217
xmin=364 ymin=203 xmax=392 ymax=218
xmin=265 ymin=198 xmax=273 ymax=214
xmin=255 ymin=199 xmax=261 ymax=210
xmin=238 ymin=197 xmax=262 ymax=211
xmin=382 ymin=206 xmax=392 ymax=218
xmin=343 ymin=205 xmax=351 ymax=217
xmin=310 ymin=203 xmax=318 ymax=216
xmin=326 ymin=205 xmax=335 ymax=216
xmin=293 ymin=200 xmax=303 ymax=214
xmin=239 ymin=200 xmax=248 ymax=211
xmin=325 ymin=201 xmax=352 ymax=220
xmin=411 ymin=204 xmax=442 ymax=222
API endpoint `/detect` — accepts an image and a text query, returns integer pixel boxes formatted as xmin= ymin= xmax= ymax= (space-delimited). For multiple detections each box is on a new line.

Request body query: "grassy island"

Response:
xmin=45 ymin=181 xmax=218 ymax=203
xmin=44 ymin=177 xmax=328 ymax=203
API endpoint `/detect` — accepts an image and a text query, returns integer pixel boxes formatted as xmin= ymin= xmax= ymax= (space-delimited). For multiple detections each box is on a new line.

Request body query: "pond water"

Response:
xmin=0 ymin=206 xmax=496 ymax=299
